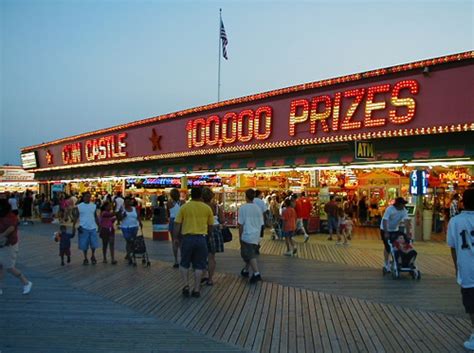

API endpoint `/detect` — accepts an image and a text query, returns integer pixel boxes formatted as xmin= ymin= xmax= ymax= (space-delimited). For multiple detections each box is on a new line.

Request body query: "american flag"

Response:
xmin=220 ymin=19 xmax=228 ymax=60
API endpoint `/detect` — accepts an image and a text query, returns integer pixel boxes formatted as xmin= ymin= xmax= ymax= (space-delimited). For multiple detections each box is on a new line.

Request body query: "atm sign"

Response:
xmin=355 ymin=141 xmax=375 ymax=160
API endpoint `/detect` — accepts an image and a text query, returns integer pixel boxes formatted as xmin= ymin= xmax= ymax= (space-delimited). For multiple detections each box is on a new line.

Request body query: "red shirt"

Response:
xmin=295 ymin=197 xmax=312 ymax=219
xmin=282 ymin=207 xmax=297 ymax=232
xmin=0 ymin=212 xmax=19 ymax=246
xmin=393 ymin=241 xmax=413 ymax=252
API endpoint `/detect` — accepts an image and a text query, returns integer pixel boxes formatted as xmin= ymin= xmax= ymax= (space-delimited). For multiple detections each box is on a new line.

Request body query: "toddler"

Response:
xmin=54 ymin=225 xmax=75 ymax=266
xmin=393 ymin=234 xmax=417 ymax=268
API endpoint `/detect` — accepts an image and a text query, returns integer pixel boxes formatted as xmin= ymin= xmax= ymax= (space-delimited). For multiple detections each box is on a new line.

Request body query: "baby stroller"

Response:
xmin=383 ymin=231 xmax=420 ymax=280
xmin=130 ymin=234 xmax=151 ymax=267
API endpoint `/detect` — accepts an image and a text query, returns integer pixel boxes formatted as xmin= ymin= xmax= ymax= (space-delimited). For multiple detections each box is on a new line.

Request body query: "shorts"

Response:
xmin=461 ymin=287 xmax=474 ymax=314
xmin=206 ymin=226 xmax=224 ymax=254
xmin=180 ymin=235 xmax=208 ymax=270
xmin=0 ymin=243 xmax=19 ymax=269
xmin=100 ymin=227 xmax=115 ymax=239
xmin=121 ymin=227 xmax=138 ymax=240
xmin=59 ymin=248 xmax=71 ymax=257
xmin=78 ymin=228 xmax=99 ymax=251
xmin=328 ymin=216 xmax=338 ymax=234
xmin=282 ymin=230 xmax=295 ymax=238
xmin=240 ymin=241 xmax=259 ymax=262
xmin=168 ymin=218 xmax=175 ymax=233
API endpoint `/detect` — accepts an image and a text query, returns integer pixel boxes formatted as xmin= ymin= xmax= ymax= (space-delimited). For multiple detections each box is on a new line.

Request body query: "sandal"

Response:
xmin=182 ymin=286 xmax=190 ymax=297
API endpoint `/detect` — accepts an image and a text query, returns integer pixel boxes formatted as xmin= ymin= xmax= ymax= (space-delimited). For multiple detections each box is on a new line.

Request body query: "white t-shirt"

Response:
xmin=114 ymin=197 xmax=124 ymax=212
xmin=121 ymin=207 xmax=139 ymax=228
xmin=254 ymin=197 xmax=267 ymax=214
xmin=8 ymin=198 xmax=18 ymax=211
xmin=380 ymin=205 xmax=408 ymax=231
xmin=77 ymin=202 xmax=97 ymax=230
xmin=238 ymin=203 xmax=264 ymax=245
xmin=447 ymin=211 xmax=474 ymax=288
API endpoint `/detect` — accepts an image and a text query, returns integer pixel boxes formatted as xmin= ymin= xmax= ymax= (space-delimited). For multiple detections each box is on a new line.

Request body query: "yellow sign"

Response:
xmin=355 ymin=141 xmax=375 ymax=160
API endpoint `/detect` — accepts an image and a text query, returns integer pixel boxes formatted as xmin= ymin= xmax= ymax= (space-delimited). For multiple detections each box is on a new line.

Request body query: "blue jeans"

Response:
xmin=328 ymin=216 xmax=339 ymax=235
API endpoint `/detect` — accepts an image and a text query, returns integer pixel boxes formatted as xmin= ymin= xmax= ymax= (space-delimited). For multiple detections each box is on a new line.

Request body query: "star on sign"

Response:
xmin=46 ymin=150 xmax=54 ymax=164
xmin=149 ymin=128 xmax=162 ymax=151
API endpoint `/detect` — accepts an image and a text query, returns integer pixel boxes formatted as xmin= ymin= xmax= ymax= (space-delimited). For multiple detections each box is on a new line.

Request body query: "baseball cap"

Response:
xmin=394 ymin=197 xmax=408 ymax=205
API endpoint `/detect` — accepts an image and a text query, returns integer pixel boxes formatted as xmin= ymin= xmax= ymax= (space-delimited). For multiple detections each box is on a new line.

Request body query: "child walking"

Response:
xmin=99 ymin=201 xmax=117 ymax=264
xmin=54 ymin=225 xmax=75 ymax=266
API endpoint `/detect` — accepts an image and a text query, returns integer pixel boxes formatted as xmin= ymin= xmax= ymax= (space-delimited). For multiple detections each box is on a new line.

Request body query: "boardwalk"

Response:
xmin=0 ymin=222 xmax=470 ymax=353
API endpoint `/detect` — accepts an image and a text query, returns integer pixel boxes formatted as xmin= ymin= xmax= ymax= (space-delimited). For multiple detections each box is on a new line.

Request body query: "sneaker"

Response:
xmin=292 ymin=248 xmax=297 ymax=255
xmin=191 ymin=290 xmax=201 ymax=298
xmin=464 ymin=334 xmax=474 ymax=350
xmin=67 ymin=257 xmax=71 ymax=264
xmin=249 ymin=274 xmax=262 ymax=284
xmin=240 ymin=268 xmax=250 ymax=278
xmin=83 ymin=259 xmax=89 ymax=266
xmin=327 ymin=237 xmax=333 ymax=241
xmin=91 ymin=257 xmax=97 ymax=265
xmin=304 ymin=236 xmax=309 ymax=243
xmin=336 ymin=241 xmax=343 ymax=246
xmin=284 ymin=251 xmax=293 ymax=256
xmin=61 ymin=261 xmax=65 ymax=266
xmin=173 ymin=263 xmax=179 ymax=269
xmin=22 ymin=281 xmax=33 ymax=295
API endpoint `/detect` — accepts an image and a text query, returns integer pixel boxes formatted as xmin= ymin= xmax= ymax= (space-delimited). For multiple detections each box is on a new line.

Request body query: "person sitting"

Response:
xmin=392 ymin=233 xmax=417 ymax=268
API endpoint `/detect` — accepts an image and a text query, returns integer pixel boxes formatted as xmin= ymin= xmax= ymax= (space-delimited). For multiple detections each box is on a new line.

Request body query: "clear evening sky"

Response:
xmin=1 ymin=0 xmax=472 ymax=165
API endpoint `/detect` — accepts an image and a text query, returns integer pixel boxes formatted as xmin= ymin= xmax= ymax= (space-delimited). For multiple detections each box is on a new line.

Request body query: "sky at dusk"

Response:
xmin=1 ymin=0 xmax=473 ymax=165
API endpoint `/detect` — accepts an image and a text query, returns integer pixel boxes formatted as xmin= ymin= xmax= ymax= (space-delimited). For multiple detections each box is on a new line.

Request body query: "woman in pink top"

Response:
xmin=99 ymin=201 xmax=117 ymax=264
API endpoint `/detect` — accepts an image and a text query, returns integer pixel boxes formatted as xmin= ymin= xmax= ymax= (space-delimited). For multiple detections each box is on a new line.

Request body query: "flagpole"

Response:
xmin=217 ymin=8 xmax=222 ymax=102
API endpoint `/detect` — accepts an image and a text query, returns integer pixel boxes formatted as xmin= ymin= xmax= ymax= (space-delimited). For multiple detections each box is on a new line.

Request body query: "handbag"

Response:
xmin=222 ymin=226 xmax=233 ymax=243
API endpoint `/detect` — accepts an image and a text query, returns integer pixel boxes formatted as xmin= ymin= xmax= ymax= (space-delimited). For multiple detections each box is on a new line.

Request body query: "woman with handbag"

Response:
xmin=120 ymin=196 xmax=143 ymax=265
xmin=201 ymin=187 xmax=224 ymax=286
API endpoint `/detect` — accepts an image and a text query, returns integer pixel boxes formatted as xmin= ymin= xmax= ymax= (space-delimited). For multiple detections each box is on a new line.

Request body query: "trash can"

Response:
xmin=152 ymin=223 xmax=169 ymax=241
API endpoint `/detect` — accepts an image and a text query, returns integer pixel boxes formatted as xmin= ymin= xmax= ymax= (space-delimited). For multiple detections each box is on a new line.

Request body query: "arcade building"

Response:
xmin=21 ymin=51 xmax=474 ymax=240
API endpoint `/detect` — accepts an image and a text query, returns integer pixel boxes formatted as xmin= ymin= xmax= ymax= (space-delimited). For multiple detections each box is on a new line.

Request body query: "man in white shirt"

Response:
xmin=72 ymin=192 xmax=100 ymax=265
xmin=254 ymin=190 xmax=267 ymax=238
xmin=238 ymin=189 xmax=264 ymax=284
xmin=447 ymin=188 xmax=474 ymax=351
xmin=380 ymin=197 xmax=411 ymax=272
xmin=8 ymin=193 xmax=19 ymax=216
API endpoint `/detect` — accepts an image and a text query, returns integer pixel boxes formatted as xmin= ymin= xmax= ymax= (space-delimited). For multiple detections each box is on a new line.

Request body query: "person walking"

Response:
xmin=324 ymin=195 xmax=339 ymax=241
xmin=99 ymin=201 xmax=117 ymax=264
xmin=72 ymin=191 xmax=100 ymax=265
xmin=167 ymin=188 xmax=182 ymax=268
xmin=447 ymin=188 xmax=474 ymax=350
xmin=0 ymin=199 xmax=32 ymax=295
xmin=173 ymin=188 xmax=214 ymax=298
xmin=120 ymin=196 xmax=143 ymax=265
xmin=238 ymin=189 xmax=264 ymax=284
xmin=450 ymin=193 xmax=461 ymax=218
xmin=201 ymin=187 xmax=224 ymax=286
xmin=282 ymin=198 xmax=298 ymax=256
xmin=380 ymin=197 xmax=411 ymax=273
xmin=294 ymin=193 xmax=311 ymax=242
xmin=358 ymin=196 xmax=368 ymax=225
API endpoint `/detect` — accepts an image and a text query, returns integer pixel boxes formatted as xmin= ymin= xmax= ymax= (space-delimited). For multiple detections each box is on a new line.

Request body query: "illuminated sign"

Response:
xmin=85 ymin=133 xmax=127 ymax=161
xmin=20 ymin=52 xmax=474 ymax=172
xmin=289 ymin=80 xmax=419 ymax=136
xmin=355 ymin=141 xmax=375 ymax=160
xmin=186 ymin=106 xmax=272 ymax=149
xmin=126 ymin=177 xmax=181 ymax=189
xmin=62 ymin=133 xmax=128 ymax=165
xmin=410 ymin=170 xmax=428 ymax=195
xmin=21 ymin=152 xmax=38 ymax=169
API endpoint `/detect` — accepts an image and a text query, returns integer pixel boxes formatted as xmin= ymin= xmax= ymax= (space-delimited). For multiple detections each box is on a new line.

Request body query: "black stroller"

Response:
xmin=130 ymin=234 xmax=151 ymax=267
xmin=383 ymin=231 xmax=420 ymax=280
